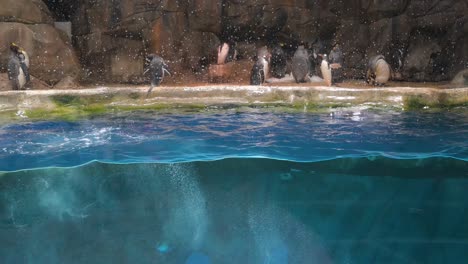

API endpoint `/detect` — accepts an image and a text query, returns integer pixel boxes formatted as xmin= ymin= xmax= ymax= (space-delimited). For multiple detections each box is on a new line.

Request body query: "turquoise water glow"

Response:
xmin=0 ymin=110 xmax=467 ymax=263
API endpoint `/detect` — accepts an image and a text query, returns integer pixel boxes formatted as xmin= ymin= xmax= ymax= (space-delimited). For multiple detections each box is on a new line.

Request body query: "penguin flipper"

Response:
xmin=20 ymin=62 xmax=30 ymax=83
xmin=260 ymin=68 xmax=265 ymax=84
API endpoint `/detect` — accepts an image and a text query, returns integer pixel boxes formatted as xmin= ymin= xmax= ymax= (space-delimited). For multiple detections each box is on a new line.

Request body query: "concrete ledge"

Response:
xmin=0 ymin=85 xmax=467 ymax=122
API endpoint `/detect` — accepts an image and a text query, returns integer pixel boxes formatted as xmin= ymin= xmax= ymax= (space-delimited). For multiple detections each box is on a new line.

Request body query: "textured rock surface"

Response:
xmin=64 ymin=0 xmax=467 ymax=83
xmin=0 ymin=0 xmax=80 ymax=86
xmin=0 ymin=0 xmax=53 ymax=24
xmin=4 ymin=0 xmax=468 ymax=84
xmin=0 ymin=23 xmax=80 ymax=85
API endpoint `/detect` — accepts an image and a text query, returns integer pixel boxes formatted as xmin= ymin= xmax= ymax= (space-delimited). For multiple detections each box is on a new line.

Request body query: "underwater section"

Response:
xmin=0 ymin=158 xmax=467 ymax=263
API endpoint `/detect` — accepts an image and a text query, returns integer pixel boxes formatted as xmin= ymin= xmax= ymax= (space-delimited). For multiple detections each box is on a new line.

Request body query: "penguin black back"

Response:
xmin=146 ymin=54 xmax=170 ymax=96
xmin=328 ymin=44 xmax=343 ymax=83
xmin=226 ymin=41 xmax=237 ymax=63
xmin=329 ymin=45 xmax=343 ymax=65
xmin=7 ymin=53 xmax=21 ymax=90
xmin=147 ymin=54 xmax=169 ymax=86
xmin=292 ymin=46 xmax=310 ymax=83
xmin=309 ymin=39 xmax=325 ymax=76
xmin=270 ymin=45 xmax=287 ymax=78
xmin=250 ymin=59 xmax=265 ymax=85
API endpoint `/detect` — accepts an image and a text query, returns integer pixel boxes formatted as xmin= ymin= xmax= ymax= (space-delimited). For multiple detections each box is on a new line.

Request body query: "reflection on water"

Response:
xmin=0 ymin=158 xmax=467 ymax=263
xmin=1 ymin=110 xmax=467 ymax=171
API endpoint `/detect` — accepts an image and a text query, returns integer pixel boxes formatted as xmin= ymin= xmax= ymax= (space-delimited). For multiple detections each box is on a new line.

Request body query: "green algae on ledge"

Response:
xmin=0 ymin=86 xmax=466 ymax=122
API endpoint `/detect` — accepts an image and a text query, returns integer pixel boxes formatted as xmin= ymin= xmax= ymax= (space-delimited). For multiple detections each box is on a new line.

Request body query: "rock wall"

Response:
xmin=3 ymin=0 xmax=467 ymax=85
xmin=0 ymin=0 xmax=80 ymax=86
xmin=67 ymin=0 xmax=467 ymax=83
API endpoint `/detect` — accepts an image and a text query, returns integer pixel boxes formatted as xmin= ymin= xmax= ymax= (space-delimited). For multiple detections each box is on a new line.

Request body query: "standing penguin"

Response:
xmin=366 ymin=55 xmax=391 ymax=86
xmin=145 ymin=54 xmax=170 ymax=97
xmin=270 ymin=44 xmax=287 ymax=78
xmin=217 ymin=42 xmax=230 ymax=65
xmin=389 ymin=47 xmax=405 ymax=80
xmin=292 ymin=45 xmax=310 ymax=83
xmin=7 ymin=43 xmax=30 ymax=90
xmin=226 ymin=41 xmax=237 ymax=63
xmin=257 ymin=46 xmax=270 ymax=78
xmin=320 ymin=54 xmax=332 ymax=86
xmin=309 ymin=38 xmax=325 ymax=76
xmin=250 ymin=48 xmax=270 ymax=85
xmin=328 ymin=43 xmax=343 ymax=83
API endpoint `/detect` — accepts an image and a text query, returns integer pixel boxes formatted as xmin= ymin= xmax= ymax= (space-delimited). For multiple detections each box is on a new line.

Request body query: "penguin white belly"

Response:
xmin=18 ymin=68 xmax=26 ymax=89
xmin=320 ymin=61 xmax=332 ymax=86
xmin=217 ymin=43 xmax=229 ymax=65
xmin=375 ymin=59 xmax=390 ymax=84
xmin=261 ymin=58 xmax=269 ymax=79
xmin=23 ymin=52 xmax=30 ymax=67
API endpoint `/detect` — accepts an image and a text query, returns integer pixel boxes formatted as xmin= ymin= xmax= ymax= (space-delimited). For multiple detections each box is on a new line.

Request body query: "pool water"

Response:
xmin=1 ymin=110 xmax=467 ymax=263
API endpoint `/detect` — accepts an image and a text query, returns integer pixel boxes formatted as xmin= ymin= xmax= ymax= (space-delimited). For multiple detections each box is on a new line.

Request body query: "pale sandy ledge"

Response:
xmin=0 ymin=85 xmax=467 ymax=122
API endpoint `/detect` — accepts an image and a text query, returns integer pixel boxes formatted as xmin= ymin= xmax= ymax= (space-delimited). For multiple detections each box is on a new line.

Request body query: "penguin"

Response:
xmin=366 ymin=55 xmax=391 ymax=86
xmin=250 ymin=56 xmax=268 ymax=85
xmin=392 ymin=48 xmax=404 ymax=72
xmin=256 ymin=46 xmax=270 ymax=78
xmin=309 ymin=38 xmax=325 ymax=76
xmin=329 ymin=44 xmax=343 ymax=66
xmin=292 ymin=45 xmax=310 ymax=83
xmin=328 ymin=43 xmax=344 ymax=83
xmin=145 ymin=54 xmax=171 ymax=97
xmin=226 ymin=41 xmax=237 ymax=63
xmin=250 ymin=48 xmax=270 ymax=85
xmin=7 ymin=43 xmax=30 ymax=90
xmin=320 ymin=54 xmax=332 ymax=86
xmin=217 ymin=42 xmax=230 ymax=65
xmin=270 ymin=44 xmax=287 ymax=78
xmin=390 ymin=47 xmax=405 ymax=80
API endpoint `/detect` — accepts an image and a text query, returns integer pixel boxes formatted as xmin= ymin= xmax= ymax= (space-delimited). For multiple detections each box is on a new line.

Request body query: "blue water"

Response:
xmin=1 ymin=111 xmax=467 ymax=171
xmin=0 ymin=110 xmax=467 ymax=263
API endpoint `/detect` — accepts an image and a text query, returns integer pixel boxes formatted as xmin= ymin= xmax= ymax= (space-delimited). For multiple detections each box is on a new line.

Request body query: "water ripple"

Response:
xmin=0 ymin=110 xmax=467 ymax=171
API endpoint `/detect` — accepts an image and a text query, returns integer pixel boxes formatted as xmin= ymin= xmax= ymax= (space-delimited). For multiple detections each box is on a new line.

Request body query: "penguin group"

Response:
xmin=4 ymin=38 xmax=396 ymax=94
xmin=7 ymin=43 xmax=30 ymax=90
xmin=245 ymin=41 xmax=392 ymax=87
xmin=144 ymin=39 xmax=394 ymax=92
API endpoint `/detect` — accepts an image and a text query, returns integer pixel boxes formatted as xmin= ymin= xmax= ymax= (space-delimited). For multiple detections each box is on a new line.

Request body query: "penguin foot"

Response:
xmin=146 ymin=86 xmax=154 ymax=98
